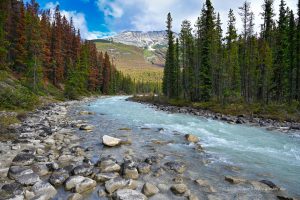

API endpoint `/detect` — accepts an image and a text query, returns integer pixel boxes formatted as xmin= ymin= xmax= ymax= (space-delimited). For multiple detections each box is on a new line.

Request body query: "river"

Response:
xmin=70 ymin=96 xmax=300 ymax=199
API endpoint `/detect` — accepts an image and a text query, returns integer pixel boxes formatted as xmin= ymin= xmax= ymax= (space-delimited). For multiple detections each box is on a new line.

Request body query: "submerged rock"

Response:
xmin=67 ymin=193 xmax=83 ymax=200
xmin=102 ymin=135 xmax=121 ymax=147
xmin=137 ymin=163 xmax=151 ymax=174
xmin=170 ymin=184 xmax=188 ymax=195
xmin=224 ymin=176 xmax=246 ymax=184
xmin=185 ymin=134 xmax=199 ymax=143
xmin=71 ymin=164 xmax=93 ymax=177
xmin=114 ymin=189 xmax=147 ymax=200
xmin=259 ymin=180 xmax=280 ymax=190
xmin=164 ymin=161 xmax=186 ymax=174
xmin=142 ymin=183 xmax=159 ymax=197
xmin=79 ymin=125 xmax=94 ymax=131
xmin=97 ymin=157 xmax=121 ymax=173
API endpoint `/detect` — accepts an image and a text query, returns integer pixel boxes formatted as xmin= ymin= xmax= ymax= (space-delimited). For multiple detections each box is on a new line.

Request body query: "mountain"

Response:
xmin=92 ymin=40 xmax=163 ymax=83
xmin=106 ymin=31 xmax=168 ymax=49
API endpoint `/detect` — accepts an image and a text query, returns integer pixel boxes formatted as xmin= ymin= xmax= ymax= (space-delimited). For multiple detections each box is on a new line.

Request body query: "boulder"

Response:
xmin=97 ymin=158 xmax=121 ymax=173
xmin=185 ymin=134 xmax=199 ymax=143
xmin=122 ymin=167 xmax=139 ymax=180
xmin=75 ymin=178 xmax=97 ymax=193
xmin=32 ymin=163 xmax=50 ymax=176
xmin=105 ymin=177 xmax=132 ymax=194
xmin=15 ymin=172 xmax=40 ymax=186
xmin=67 ymin=193 xmax=82 ymax=200
xmin=65 ymin=176 xmax=96 ymax=193
xmin=32 ymin=181 xmax=57 ymax=199
xmin=170 ymin=184 xmax=188 ymax=195
xmin=142 ymin=183 xmax=159 ymax=197
xmin=71 ymin=164 xmax=93 ymax=177
xmin=11 ymin=153 xmax=35 ymax=166
xmin=8 ymin=166 xmax=33 ymax=180
xmin=49 ymin=169 xmax=69 ymax=186
xmin=164 ymin=161 xmax=186 ymax=174
xmin=1 ymin=182 xmax=23 ymax=196
xmin=102 ymin=135 xmax=121 ymax=147
xmin=137 ymin=163 xmax=151 ymax=174
xmin=114 ymin=189 xmax=147 ymax=200
xmin=95 ymin=172 xmax=119 ymax=182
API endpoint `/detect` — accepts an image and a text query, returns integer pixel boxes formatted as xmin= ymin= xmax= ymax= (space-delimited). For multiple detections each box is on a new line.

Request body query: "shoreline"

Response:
xmin=128 ymin=96 xmax=300 ymax=134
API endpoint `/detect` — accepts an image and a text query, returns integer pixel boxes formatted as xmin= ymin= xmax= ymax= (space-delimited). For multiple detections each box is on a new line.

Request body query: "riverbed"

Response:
xmin=70 ymin=96 xmax=300 ymax=199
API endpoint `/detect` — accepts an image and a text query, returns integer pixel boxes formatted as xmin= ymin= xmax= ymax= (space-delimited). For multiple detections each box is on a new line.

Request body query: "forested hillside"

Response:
xmin=163 ymin=0 xmax=300 ymax=108
xmin=0 ymin=0 xmax=155 ymax=110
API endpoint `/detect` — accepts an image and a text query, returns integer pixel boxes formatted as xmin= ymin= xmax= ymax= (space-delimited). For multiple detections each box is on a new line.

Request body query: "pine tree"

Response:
xmin=199 ymin=0 xmax=215 ymax=101
xmin=288 ymin=10 xmax=295 ymax=100
xmin=0 ymin=0 xmax=9 ymax=69
xmin=225 ymin=9 xmax=240 ymax=101
xmin=262 ymin=0 xmax=275 ymax=43
xmin=162 ymin=12 xmax=175 ymax=98
xmin=14 ymin=1 xmax=27 ymax=73
xmin=296 ymin=0 xmax=300 ymax=100
xmin=174 ymin=38 xmax=181 ymax=98
xmin=180 ymin=19 xmax=194 ymax=100
xmin=273 ymin=0 xmax=289 ymax=101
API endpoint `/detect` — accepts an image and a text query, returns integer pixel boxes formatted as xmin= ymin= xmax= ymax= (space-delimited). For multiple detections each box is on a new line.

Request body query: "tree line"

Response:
xmin=0 ymin=0 xmax=155 ymax=100
xmin=163 ymin=0 xmax=300 ymax=105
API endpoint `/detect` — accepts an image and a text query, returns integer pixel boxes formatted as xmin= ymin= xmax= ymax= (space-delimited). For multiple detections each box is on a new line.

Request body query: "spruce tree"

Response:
xmin=199 ymin=0 xmax=215 ymax=101
xmin=288 ymin=11 xmax=295 ymax=100
xmin=296 ymin=0 xmax=300 ymax=100
xmin=162 ymin=12 xmax=175 ymax=98
xmin=225 ymin=9 xmax=240 ymax=100
xmin=274 ymin=0 xmax=289 ymax=101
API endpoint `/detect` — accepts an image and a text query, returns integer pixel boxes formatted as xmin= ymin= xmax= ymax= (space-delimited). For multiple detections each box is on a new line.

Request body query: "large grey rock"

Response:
xmin=71 ymin=164 xmax=93 ymax=177
xmin=170 ymin=184 xmax=188 ymax=195
xmin=32 ymin=181 xmax=57 ymax=199
xmin=32 ymin=163 xmax=50 ymax=176
xmin=95 ymin=172 xmax=119 ymax=182
xmin=114 ymin=189 xmax=147 ymax=200
xmin=15 ymin=172 xmax=40 ymax=186
xmin=67 ymin=193 xmax=83 ymax=200
xmin=8 ymin=166 xmax=33 ymax=180
xmin=65 ymin=176 xmax=96 ymax=193
xmin=1 ymin=182 xmax=23 ymax=197
xmin=97 ymin=158 xmax=121 ymax=173
xmin=11 ymin=153 xmax=35 ymax=166
xmin=142 ymin=183 xmax=159 ymax=197
xmin=49 ymin=169 xmax=69 ymax=186
xmin=104 ymin=177 xmax=134 ymax=194
xmin=164 ymin=161 xmax=186 ymax=174
xmin=102 ymin=135 xmax=121 ymax=147
xmin=137 ymin=163 xmax=151 ymax=174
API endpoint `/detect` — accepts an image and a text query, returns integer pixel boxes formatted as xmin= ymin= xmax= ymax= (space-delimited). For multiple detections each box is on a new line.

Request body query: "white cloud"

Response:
xmin=96 ymin=0 xmax=298 ymax=34
xmin=44 ymin=1 xmax=114 ymax=39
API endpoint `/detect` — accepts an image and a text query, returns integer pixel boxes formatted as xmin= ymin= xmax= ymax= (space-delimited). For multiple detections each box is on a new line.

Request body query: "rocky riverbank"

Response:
xmin=0 ymin=97 xmax=297 ymax=200
xmin=129 ymin=97 xmax=300 ymax=134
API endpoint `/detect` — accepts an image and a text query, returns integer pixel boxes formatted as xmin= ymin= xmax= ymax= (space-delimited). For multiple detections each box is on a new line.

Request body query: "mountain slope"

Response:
xmin=93 ymin=40 xmax=163 ymax=83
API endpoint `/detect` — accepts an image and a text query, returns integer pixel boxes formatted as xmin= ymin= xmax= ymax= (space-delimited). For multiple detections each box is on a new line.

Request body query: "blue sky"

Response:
xmin=28 ymin=0 xmax=298 ymax=39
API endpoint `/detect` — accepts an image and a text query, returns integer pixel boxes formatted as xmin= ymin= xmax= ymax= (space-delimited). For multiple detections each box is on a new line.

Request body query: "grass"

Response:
xmin=93 ymin=41 xmax=163 ymax=83
xmin=0 ymin=115 xmax=20 ymax=141
xmin=132 ymin=95 xmax=300 ymax=122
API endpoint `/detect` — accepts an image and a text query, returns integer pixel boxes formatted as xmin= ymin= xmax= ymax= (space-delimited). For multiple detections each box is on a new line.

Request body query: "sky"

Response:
xmin=27 ymin=0 xmax=298 ymax=39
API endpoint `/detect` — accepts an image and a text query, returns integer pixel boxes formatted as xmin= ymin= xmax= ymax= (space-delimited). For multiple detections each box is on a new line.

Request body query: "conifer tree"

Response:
xmin=163 ymin=12 xmax=175 ymax=98
xmin=296 ymin=0 xmax=300 ymax=100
